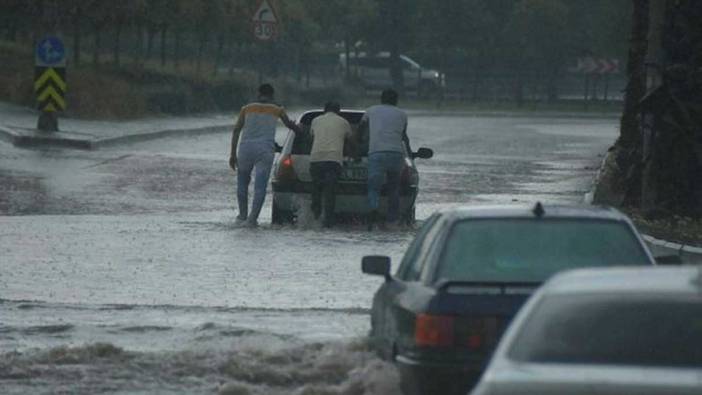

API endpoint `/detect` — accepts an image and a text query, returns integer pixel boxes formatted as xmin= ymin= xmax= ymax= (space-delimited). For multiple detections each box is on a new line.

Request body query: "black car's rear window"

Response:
xmin=437 ymin=219 xmax=650 ymax=283
xmin=509 ymin=294 xmax=702 ymax=368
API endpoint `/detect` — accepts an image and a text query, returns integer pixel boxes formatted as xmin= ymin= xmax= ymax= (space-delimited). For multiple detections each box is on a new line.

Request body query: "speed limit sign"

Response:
xmin=253 ymin=22 xmax=277 ymax=41
xmin=252 ymin=0 xmax=278 ymax=41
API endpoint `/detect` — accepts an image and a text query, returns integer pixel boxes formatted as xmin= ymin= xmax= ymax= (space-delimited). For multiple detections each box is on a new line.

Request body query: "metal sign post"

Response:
xmin=35 ymin=36 xmax=67 ymax=132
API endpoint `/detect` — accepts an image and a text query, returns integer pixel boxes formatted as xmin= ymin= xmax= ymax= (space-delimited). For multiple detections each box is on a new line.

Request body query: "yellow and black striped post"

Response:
xmin=35 ymin=36 xmax=66 ymax=132
xmin=34 ymin=66 xmax=66 ymax=113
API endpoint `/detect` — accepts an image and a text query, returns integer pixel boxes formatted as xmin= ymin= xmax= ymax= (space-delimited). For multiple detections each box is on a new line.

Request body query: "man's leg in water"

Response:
xmin=248 ymin=150 xmax=275 ymax=225
xmin=310 ymin=162 xmax=324 ymax=219
xmin=367 ymin=152 xmax=385 ymax=229
xmin=236 ymin=147 xmax=256 ymax=221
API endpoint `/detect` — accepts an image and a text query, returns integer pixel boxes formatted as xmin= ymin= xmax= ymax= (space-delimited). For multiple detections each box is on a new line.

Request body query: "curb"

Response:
xmin=405 ymin=110 xmax=620 ymax=120
xmin=93 ymin=124 xmax=230 ymax=148
xmin=0 ymin=123 xmax=230 ymax=150
xmin=642 ymin=234 xmax=702 ymax=264
xmin=582 ymin=191 xmax=702 ymax=264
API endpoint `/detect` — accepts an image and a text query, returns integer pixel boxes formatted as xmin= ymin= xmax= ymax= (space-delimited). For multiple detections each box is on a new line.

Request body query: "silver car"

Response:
xmin=270 ymin=109 xmax=433 ymax=224
xmin=340 ymin=52 xmax=445 ymax=98
xmin=471 ymin=266 xmax=702 ymax=395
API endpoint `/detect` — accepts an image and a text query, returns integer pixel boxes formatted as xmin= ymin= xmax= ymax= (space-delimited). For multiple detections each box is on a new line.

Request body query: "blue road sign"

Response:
xmin=36 ymin=36 xmax=65 ymax=66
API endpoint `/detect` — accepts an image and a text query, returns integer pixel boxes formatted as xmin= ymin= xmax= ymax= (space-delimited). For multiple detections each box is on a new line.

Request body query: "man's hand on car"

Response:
xmin=229 ymin=156 xmax=237 ymax=170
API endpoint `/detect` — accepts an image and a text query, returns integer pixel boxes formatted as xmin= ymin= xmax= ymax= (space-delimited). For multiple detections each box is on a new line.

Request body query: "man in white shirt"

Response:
xmin=309 ymin=102 xmax=354 ymax=227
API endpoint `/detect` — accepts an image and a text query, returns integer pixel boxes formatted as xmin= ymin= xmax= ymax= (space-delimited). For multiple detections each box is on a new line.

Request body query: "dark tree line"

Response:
xmin=1 ymin=0 xmax=631 ymax=97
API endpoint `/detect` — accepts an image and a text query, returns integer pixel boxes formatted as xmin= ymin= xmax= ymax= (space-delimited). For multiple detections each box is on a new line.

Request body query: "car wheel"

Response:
xmin=271 ymin=202 xmax=294 ymax=225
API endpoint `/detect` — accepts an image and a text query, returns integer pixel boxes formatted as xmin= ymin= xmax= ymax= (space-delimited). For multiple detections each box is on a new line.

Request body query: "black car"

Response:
xmin=361 ymin=204 xmax=656 ymax=395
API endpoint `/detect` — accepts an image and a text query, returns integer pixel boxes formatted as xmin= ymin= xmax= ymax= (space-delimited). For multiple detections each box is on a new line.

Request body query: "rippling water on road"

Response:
xmin=0 ymin=113 xmax=617 ymax=393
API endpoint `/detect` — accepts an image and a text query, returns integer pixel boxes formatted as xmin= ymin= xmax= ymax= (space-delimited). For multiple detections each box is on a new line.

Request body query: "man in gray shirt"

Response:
xmin=360 ymin=89 xmax=410 ymax=230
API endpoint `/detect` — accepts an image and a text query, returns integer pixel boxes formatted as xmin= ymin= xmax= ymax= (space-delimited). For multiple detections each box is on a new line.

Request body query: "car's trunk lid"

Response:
xmin=424 ymin=281 xmax=539 ymax=357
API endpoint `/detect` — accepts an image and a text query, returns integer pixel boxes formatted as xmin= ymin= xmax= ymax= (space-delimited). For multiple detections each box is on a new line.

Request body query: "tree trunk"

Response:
xmin=214 ymin=34 xmax=225 ymax=76
xmin=228 ymin=40 xmax=239 ymax=77
xmin=93 ymin=25 xmax=101 ymax=67
xmin=547 ymin=67 xmax=559 ymax=102
xmin=5 ymin=20 xmax=17 ymax=41
xmin=296 ymin=45 xmax=303 ymax=83
xmin=618 ymin=0 xmax=651 ymax=149
xmin=160 ymin=25 xmax=167 ymax=67
xmin=514 ymin=74 xmax=524 ymax=107
xmin=196 ymin=32 xmax=208 ymax=74
xmin=73 ymin=9 xmax=81 ymax=65
xmin=134 ymin=22 xmax=143 ymax=66
xmin=174 ymin=29 xmax=181 ymax=70
xmin=113 ymin=21 xmax=122 ymax=66
xmin=593 ymin=0 xmax=651 ymax=208
xmin=146 ymin=27 xmax=156 ymax=61
xmin=344 ymin=37 xmax=351 ymax=82
xmin=640 ymin=0 xmax=702 ymax=217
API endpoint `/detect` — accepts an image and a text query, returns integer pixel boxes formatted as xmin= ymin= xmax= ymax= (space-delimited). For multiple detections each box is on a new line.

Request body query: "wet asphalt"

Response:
xmin=0 ymin=113 xmax=618 ymax=394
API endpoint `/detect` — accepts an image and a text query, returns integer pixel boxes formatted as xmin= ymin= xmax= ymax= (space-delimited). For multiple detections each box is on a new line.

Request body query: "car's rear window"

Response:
xmin=437 ymin=219 xmax=650 ymax=283
xmin=508 ymin=294 xmax=702 ymax=368
xmin=292 ymin=112 xmax=369 ymax=156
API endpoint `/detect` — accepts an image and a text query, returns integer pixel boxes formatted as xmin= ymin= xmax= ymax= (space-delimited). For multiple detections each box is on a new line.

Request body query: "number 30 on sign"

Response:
xmin=254 ymin=22 xmax=277 ymax=41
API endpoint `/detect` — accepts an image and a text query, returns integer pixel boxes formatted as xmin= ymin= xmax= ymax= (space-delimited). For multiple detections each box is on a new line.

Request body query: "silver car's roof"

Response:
xmin=543 ymin=266 xmax=702 ymax=295
xmin=436 ymin=204 xmax=631 ymax=222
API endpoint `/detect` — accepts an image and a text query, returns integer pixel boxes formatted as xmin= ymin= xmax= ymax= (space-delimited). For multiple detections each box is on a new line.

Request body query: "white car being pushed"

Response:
xmin=270 ymin=110 xmax=433 ymax=225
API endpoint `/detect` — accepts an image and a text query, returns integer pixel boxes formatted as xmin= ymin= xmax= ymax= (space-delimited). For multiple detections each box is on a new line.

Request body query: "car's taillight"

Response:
xmin=276 ymin=155 xmax=297 ymax=182
xmin=455 ymin=316 xmax=500 ymax=351
xmin=415 ymin=314 xmax=454 ymax=347
xmin=399 ymin=159 xmax=416 ymax=186
xmin=416 ymin=315 xmax=499 ymax=350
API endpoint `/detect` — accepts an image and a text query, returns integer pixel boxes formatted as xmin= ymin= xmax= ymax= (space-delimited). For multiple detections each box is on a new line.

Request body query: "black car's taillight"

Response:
xmin=454 ymin=316 xmax=499 ymax=351
xmin=415 ymin=314 xmax=499 ymax=351
xmin=415 ymin=314 xmax=454 ymax=347
xmin=276 ymin=155 xmax=297 ymax=183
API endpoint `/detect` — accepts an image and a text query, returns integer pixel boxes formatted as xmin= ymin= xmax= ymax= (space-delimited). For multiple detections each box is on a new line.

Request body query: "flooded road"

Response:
xmin=0 ymin=113 xmax=617 ymax=394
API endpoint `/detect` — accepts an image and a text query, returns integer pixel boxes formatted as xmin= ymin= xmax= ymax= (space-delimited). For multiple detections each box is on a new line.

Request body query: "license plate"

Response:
xmin=342 ymin=167 xmax=367 ymax=180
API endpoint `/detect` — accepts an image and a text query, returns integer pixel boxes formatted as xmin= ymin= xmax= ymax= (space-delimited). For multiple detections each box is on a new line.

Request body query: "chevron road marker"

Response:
xmin=34 ymin=67 xmax=67 ymax=92
xmin=35 ymin=66 xmax=67 ymax=112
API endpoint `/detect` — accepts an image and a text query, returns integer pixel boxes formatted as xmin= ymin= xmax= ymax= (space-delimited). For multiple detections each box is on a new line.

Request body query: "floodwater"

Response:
xmin=0 ymin=113 xmax=618 ymax=394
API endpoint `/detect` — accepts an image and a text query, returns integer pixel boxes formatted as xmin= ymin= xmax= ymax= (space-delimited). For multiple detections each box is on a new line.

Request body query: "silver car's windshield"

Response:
xmin=508 ymin=294 xmax=702 ymax=368
xmin=437 ymin=219 xmax=650 ymax=283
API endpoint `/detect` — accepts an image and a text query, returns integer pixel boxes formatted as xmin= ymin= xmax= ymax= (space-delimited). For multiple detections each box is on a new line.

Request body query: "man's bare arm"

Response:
xmin=281 ymin=112 xmax=302 ymax=134
xmin=229 ymin=112 xmax=245 ymax=170
xmin=402 ymin=121 xmax=413 ymax=153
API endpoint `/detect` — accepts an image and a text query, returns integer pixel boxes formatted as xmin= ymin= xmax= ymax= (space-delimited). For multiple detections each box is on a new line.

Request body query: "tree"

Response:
xmin=505 ymin=0 xmax=569 ymax=103
xmin=594 ymin=0 xmax=702 ymax=217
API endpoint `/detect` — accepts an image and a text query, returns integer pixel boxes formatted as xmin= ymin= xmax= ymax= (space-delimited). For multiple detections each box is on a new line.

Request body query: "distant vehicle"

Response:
xmin=339 ymin=52 xmax=445 ymax=98
xmin=471 ymin=266 xmax=702 ymax=395
xmin=361 ymin=204 xmax=656 ymax=395
xmin=270 ymin=110 xmax=433 ymax=225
